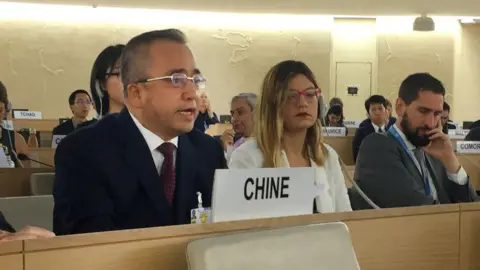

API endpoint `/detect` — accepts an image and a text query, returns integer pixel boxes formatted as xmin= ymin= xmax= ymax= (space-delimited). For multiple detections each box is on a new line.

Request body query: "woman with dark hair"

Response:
xmin=229 ymin=60 xmax=351 ymax=213
xmin=325 ymin=105 xmax=346 ymax=127
xmin=90 ymin=44 xmax=125 ymax=118
xmin=0 ymin=81 xmax=29 ymax=167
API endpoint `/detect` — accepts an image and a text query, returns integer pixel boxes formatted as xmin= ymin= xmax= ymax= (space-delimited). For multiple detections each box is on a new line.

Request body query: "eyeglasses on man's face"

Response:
xmin=136 ymin=73 xmax=206 ymax=90
xmin=75 ymin=100 xmax=92 ymax=106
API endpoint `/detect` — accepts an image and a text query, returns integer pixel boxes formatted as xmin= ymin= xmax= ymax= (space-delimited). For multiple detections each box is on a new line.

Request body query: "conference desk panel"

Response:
xmin=0 ymin=168 xmax=54 ymax=197
xmin=23 ymin=205 xmax=460 ymax=270
xmin=11 ymin=119 xmax=58 ymax=133
xmin=28 ymin=148 xmax=55 ymax=168
xmin=459 ymin=203 xmax=480 ymax=270
xmin=0 ymin=241 xmax=23 ymax=270
xmin=457 ymin=154 xmax=480 ymax=190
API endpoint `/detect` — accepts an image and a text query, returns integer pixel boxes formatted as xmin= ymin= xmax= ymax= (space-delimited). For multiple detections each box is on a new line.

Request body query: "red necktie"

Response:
xmin=158 ymin=142 xmax=176 ymax=205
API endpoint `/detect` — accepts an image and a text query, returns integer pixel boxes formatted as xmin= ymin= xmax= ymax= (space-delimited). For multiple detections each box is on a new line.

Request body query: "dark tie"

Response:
xmin=378 ymin=127 xmax=384 ymax=133
xmin=158 ymin=142 xmax=176 ymax=205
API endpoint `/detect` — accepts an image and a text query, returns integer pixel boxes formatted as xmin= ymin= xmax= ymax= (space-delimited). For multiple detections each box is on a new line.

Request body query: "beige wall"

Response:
xmin=0 ymin=18 xmax=331 ymax=118
xmin=453 ymin=24 xmax=480 ymax=122
xmin=377 ymin=32 xmax=455 ymax=103
xmin=0 ymin=12 xmax=477 ymax=120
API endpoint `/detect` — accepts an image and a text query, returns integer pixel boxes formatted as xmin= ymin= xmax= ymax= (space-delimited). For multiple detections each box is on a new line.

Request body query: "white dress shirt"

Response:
xmin=391 ymin=125 xmax=468 ymax=200
xmin=372 ymin=123 xmax=385 ymax=133
xmin=130 ymin=113 xmax=178 ymax=174
xmin=229 ymin=139 xmax=352 ymax=213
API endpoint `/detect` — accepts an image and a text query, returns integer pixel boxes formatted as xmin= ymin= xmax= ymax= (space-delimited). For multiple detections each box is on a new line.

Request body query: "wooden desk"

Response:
xmin=12 ymin=119 xmax=58 ymax=133
xmin=0 ymin=241 xmax=23 ymax=270
xmin=324 ymin=136 xmax=354 ymax=165
xmin=28 ymin=148 xmax=55 ymax=168
xmin=457 ymin=154 xmax=480 ymax=190
xmin=205 ymin=123 xmax=232 ymax=136
xmin=22 ymin=205 xmax=460 ymax=270
xmin=0 ymin=168 xmax=54 ymax=197
xmin=459 ymin=203 xmax=480 ymax=270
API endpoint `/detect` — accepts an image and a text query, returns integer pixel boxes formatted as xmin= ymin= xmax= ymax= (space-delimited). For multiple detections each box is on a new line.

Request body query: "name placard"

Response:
xmin=456 ymin=141 xmax=480 ymax=154
xmin=343 ymin=120 xmax=362 ymax=128
xmin=51 ymin=135 xmax=67 ymax=148
xmin=13 ymin=111 xmax=42 ymax=120
xmin=448 ymin=129 xmax=469 ymax=139
xmin=212 ymin=168 xmax=315 ymax=222
xmin=322 ymin=127 xmax=347 ymax=137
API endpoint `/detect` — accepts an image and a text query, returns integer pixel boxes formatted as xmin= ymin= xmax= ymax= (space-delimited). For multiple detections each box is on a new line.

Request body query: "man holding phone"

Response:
xmin=351 ymin=73 xmax=477 ymax=209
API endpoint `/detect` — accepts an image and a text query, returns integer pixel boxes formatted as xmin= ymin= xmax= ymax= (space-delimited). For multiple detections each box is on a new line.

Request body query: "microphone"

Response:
xmin=338 ymin=156 xmax=380 ymax=209
xmin=17 ymin=153 xmax=54 ymax=168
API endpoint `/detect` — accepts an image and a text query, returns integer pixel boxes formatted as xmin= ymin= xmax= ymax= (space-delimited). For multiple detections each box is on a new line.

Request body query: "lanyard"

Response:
xmin=388 ymin=127 xmax=431 ymax=196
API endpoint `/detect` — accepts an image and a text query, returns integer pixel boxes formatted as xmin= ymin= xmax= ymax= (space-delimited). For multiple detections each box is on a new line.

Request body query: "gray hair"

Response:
xmin=231 ymin=93 xmax=258 ymax=111
xmin=121 ymin=29 xmax=187 ymax=96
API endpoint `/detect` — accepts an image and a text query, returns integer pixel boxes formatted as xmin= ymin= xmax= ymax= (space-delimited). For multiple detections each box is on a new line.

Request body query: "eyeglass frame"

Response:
xmin=285 ymin=87 xmax=321 ymax=103
xmin=135 ymin=73 xmax=207 ymax=90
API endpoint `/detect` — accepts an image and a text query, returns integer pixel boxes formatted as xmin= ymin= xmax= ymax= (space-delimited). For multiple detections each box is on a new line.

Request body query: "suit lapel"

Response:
xmin=118 ymin=109 xmax=171 ymax=217
xmin=387 ymin=132 xmax=425 ymax=185
xmin=174 ymin=134 xmax=197 ymax=223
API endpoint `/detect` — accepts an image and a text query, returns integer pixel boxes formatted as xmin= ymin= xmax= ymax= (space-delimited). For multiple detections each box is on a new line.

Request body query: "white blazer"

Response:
xmin=229 ymin=139 xmax=352 ymax=213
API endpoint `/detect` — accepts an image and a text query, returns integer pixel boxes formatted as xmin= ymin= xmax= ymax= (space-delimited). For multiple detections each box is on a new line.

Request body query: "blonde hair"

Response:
xmin=255 ymin=60 xmax=328 ymax=168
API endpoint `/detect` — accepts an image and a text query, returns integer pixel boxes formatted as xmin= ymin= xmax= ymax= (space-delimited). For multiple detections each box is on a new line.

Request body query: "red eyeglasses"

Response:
xmin=285 ymin=87 xmax=321 ymax=103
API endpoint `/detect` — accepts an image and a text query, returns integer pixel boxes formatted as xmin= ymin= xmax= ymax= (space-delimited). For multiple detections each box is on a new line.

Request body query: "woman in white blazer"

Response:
xmin=229 ymin=60 xmax=352 ymax=213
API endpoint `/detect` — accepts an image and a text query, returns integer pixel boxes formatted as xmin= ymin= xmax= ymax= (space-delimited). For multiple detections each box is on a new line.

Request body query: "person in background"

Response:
xmin=0 ymin=81 xmax=28 ymax=167
xmin=52 ymin=89 xmax=94 ymax=136
xmin=219 ymin=93 xmax=257 ymax=161
xmin=53 ymin=29 xmax=226 ymax=235
xmin=0 ymin=211 xmax=54 ymax=242
xmin=194 ymin=91 xmax=219 ymax=132
xmin=359 ymin=98 xmax=396 ymax=129
xmin=329 ymin=97 xmax=343 ymax=108
xmin=352 ymin=95 xmax=390 ymax=162
xmin=324 ymin=105 xmax=348 ymax=135
xmin=385 ymin=99 xmax=397 ymax=126
xmin=89 ymin=44 xmax=125 ymax=118
xmin=352 ymin=73 xmax=476 ymax=209
xmin=465 ymin=126 xmax=480 ymax=141
xmin=441 ymin=102 xmax=456 ymax=134
xmin=229 ymin=60 xmax=352 ymax=213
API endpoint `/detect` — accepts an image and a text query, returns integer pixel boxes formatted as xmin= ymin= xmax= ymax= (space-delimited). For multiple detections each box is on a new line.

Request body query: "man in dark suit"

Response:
xmin=53 ymin=29 xmax=227 ymax=235
xmin=352 ymin=95 xmax=392 ymax=162
xmin=0 ymin=211 xmax=54 ymax=241
xmin=52 ymin=89 xmax=95 ymax=136
xmin=351 ymin=73 xmax=477 ymax=209
xmin=441 ymin=102 xmax=456 ymax=134
xmin=466 ymin=127 xmax=480 ymax=141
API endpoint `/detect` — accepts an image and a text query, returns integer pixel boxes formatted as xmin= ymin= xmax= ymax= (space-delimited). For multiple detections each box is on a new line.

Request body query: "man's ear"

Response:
xmin=69 ymin=105 xmax=75 ymax=114
xmin=395 ymin=98 xmax=405 ymax=117
xmin=126 ymin=84 xmax=144 ymax=108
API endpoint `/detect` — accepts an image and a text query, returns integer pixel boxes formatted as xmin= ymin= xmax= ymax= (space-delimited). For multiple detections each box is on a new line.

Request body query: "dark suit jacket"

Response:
xmin=0 ymin=211 xmax=15 ymax=232
xmin=53 ymin=109 xmax=227 ymax=235
xmin=194 ymin=112 xmax=219 ymax=133
xmin=52 ymin=119 xmax=97 ymax=136
xmin=466 ymin=127 xmax=480 ymax=141
xmin=358 ymin=117 xmax=396 ymax=129
xmin=352 ymin=119 xmax=396 ymax=162
xmin=351 ymin=132 xmax=477 ymax=209
xmin=352 ymin=124 xmax=375 ymax=163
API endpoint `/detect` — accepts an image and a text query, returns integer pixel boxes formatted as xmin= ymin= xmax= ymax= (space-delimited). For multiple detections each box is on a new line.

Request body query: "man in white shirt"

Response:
xmin=352 ymin=95 xmax=390 ymax=162
xmin=352 ymin=73 xmax=477 ymax=209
